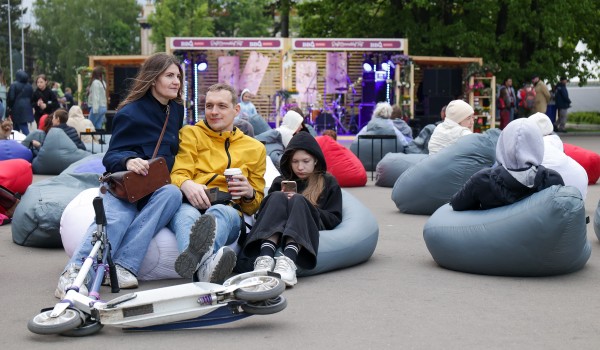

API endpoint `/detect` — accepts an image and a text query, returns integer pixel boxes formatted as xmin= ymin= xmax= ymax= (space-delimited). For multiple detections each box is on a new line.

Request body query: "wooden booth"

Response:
xmin=166 ymin=37 xmax=408 ymax=133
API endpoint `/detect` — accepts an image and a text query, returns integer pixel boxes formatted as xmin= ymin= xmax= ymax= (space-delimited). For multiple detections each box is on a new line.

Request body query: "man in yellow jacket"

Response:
xmin=169 ymin=83 xmax=266 ymax=283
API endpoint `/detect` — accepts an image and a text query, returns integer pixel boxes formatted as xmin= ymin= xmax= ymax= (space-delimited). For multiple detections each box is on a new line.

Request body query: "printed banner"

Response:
xmin=218 ymin=56 xmax=240 ymax=90
xmin=171 ymin=38 xmax=283 ymax=50
xmin=296 ymin=61 xmax=318 ymax=107
xmin=326 ymin=52 xmax=348 ymax=94
xmin=239 ymin=51 xmax=270 ymax=95
xmin=292 ymin=38 xmax=404 ymax=51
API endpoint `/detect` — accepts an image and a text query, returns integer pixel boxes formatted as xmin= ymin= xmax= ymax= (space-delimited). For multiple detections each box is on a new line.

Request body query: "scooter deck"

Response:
xmin=97 ymin=282 xmax=228 ymax=328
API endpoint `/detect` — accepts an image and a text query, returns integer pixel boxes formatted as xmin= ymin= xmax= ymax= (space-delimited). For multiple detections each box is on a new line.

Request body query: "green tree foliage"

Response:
xmin=149 ymin=0 xmax=214 ymax=51
xmin=211 ymin=0 xmax=274 ymax=37
xmin=297 ymin=0 xmax=600 ymax=85
xmin=31 ymin=0 xmax=140 ymax=88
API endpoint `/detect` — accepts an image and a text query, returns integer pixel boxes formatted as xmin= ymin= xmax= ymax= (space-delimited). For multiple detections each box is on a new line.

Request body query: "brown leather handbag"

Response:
xmin=100 ymin=106 xmax=172 ymax=203
xmin=0 ymin=185 xmax=20 ymax=218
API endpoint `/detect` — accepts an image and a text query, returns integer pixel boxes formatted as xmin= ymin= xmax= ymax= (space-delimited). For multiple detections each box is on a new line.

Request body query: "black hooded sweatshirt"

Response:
xmin=270 ymin=132 xmax=343 ymax=230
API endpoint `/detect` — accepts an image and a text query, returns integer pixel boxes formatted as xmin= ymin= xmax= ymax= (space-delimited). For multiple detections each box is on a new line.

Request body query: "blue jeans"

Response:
xmin=14 ymin=122 xmax=30 ymax=135
xmin=89 ymin=106 xmax=107 ymax=130
xmin=67 ymin=184 xmax=182 ymax=277
xmin=168 ymin=203 xmax=242 ymax=254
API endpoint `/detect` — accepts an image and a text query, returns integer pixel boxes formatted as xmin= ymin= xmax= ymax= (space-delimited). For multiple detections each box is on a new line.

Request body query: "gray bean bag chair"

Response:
xmin=423 ymin=186 xmax=591 ymax=276
xmin=32 ymin=128 xmax=90 ymax=175
xmin=297 ymin=190 xmax=379 ymax=276
xmin=375 ymin=153 xmax=428 ymax=187
xmin=235 ymin=190 xmax=379 ymax=276
xmin=11 ymin=172 xmax=101 ymax=247
xmin=594 ymin=199 xmax=600 ymax=242
xmin=392 ymin=129 xmax=501 ymax=215
xmin=247 ymin=114 xmax=272 ymax=136
xmin=404 ymin=123 xmax=436 ymax=154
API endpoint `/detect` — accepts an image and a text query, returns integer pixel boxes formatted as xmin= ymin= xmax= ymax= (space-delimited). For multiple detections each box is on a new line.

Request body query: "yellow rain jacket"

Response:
xmin=171 ymin=121 xmax=266 ymax=215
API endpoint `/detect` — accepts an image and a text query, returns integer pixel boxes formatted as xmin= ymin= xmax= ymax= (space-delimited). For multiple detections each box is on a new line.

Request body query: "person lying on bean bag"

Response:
xmin=450 ymin=118 xmax=564 ymax=211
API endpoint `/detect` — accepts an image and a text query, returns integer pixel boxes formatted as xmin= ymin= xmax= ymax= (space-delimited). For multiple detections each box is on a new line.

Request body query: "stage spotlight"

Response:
xmin=363 ymin=54 xmax=374 ymax=72
xmin=196 ymin=54 xmax=208 ymax=72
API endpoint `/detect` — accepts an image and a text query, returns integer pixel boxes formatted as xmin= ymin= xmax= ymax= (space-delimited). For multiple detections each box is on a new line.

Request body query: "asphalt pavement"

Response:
xmin=1 ymin=135 xmax=600 ymax=349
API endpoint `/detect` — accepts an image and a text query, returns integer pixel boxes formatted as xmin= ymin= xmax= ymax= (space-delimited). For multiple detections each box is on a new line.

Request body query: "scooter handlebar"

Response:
xmin=93 ymin=196 xmax=107 ymax=225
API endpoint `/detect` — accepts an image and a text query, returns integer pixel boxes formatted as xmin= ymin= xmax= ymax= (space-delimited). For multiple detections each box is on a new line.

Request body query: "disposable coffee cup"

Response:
xmin=224 ymin=168 xmax=242 ymax=199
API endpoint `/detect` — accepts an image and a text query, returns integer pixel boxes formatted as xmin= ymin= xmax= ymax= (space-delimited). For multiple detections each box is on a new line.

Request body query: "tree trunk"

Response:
xmin=280 ymin=0 xmax=290 ymax=38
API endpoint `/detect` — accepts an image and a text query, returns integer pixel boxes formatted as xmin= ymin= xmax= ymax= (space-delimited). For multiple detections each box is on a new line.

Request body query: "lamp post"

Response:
xmin=7 ymin=0 xmax=14 ymax=83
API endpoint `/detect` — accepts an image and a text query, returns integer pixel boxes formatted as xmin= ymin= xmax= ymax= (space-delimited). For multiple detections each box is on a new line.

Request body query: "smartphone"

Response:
xmin=281 ymin=180 xmax=297 ymax=193
xmin=204 ymin=187 xmax=219 ymax=202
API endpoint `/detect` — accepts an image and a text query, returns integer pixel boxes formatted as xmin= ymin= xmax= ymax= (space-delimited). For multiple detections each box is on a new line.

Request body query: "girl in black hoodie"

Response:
xmin=241 ymin=132 xmax=343 ymax=286
xmin=31 ymin=74 xmax=59 ymax=127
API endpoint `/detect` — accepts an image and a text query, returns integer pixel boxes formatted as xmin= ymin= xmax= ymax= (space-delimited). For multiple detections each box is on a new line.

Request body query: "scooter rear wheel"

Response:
xmin=28 ymin=307 xmax=83 ymax=335
xmin=234 ymin=275 xmax=285 ymax=302
xmin=241 ymin=295 xmax=287 ymax=315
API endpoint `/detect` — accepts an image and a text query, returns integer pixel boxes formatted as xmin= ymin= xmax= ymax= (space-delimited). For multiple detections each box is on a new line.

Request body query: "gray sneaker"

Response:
xmin=253 ymin=255 xmax=275 ymax=272
xmin=55 ymin=265 xmax=89 ymax=299
xmin=273 ymin=256 xmax=298 ymax=287
xmin=195 ymin=247 xmax=237 ymax=284
xmin=175 ymin=215 xmax=217 ymax=278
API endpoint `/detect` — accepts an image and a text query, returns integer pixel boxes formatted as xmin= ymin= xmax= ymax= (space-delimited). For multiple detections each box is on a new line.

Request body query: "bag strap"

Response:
xmin=152 ymin=105 xmax=170 ymax=159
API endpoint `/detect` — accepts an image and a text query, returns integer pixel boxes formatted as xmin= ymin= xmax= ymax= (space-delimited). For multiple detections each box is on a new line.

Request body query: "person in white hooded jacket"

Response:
xmin=528 ymin=112 xmax=588 ymax=199
xmin=450 ymin=118 xmax=564 ymax=211
xmin=427 ymin=99 xmax=474 ymax=154
xmin=256 ymin=110 xmax=306 ymax=170
xmin=66 ymin=105 xmax=97 ymax=144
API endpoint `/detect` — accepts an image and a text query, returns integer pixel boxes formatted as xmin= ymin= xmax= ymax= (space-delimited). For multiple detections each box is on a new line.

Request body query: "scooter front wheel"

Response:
xmin=234 ymin=275 xmax=285 ymax=302
xmin=28 ymin=307 xmax=83 ymax=335
xmin=241 ymin=295 xmax=287 ymax=315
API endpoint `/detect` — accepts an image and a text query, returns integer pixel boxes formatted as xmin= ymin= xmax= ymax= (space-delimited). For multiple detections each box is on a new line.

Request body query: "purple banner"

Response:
xmin=170 ymin=38 xmax=283 ymax=50
xmin=292 ymin=38 xmax=404 ymax=51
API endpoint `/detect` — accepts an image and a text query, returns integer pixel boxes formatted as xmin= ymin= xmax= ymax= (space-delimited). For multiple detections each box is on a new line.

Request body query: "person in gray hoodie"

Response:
xmin=450 ymin=118 xmax=564 ymax=211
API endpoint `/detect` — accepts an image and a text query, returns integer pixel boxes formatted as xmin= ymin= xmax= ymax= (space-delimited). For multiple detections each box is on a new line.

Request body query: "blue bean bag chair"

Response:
xmin=32 ymin=128 xmax=90 ymax=175
xmin=60 ymin=153 xmax=105 ymax=175
xmin=375 ymin=153 xmax=428 ymax=188
xmin=0 ymin=139 xmax=33 ymax=162
xmin=235 ymin=190 xmax=379 ymax=276
xmin=424 ymin=186 xmax=591 ymax=276
xmin=392 ymin=129 xmax=500 ymax=215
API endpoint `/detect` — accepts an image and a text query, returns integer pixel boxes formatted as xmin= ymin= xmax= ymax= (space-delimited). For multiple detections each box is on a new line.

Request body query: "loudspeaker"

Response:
xmin=358 ymin=103 xmax=376 ymax=130
xmin=422 ymin=68 xmax=463 ymax=117
xmin=314 ymin=113 xmax=337 ymax=132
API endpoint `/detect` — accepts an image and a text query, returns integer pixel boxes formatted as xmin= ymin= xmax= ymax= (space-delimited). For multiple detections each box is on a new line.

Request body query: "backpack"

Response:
xmin=524 ymin=88 xmax=536 ymax=110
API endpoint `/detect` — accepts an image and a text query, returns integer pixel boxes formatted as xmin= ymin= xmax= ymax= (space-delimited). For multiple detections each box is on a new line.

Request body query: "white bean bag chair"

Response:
xmin=32 ymin=128 xmax=90 ymax=175
xmin=375 ymin=153 xmax=428 ymax=188
xmin=424 ymin=186 xmax=591 ymax=276
xmin=542 ymin=135 xmax=588 ymax=199
xmin=392 ymin=129 xmax=500 ymax=215
xmin=61 ymin=188 xmax=180 ymax=281
xmin=594 ymin=199 xmax=600 ymax=242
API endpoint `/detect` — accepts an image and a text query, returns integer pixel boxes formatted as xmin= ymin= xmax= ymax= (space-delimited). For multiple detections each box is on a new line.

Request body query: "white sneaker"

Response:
xmin=273 ymin=256 xmax=297 ymax=287
xmin=113 ymin=265 xmax=138 ymax=289
xmin=55 ymin=265 xmax=89 ymax=299
xmin=175 ymin=215 xmax=217 ymax=278
xmin=195 ymin=247 xmax=236 ymax=284
xmin=254 ymin=255 xmax=275 ymax=271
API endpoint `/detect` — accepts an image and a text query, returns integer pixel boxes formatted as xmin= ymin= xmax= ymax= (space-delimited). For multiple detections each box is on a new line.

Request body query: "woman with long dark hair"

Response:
xmin=241 ymin=132 xmax=343 ymax=286
xmin=55 ymin=53 xmax=184 ymax=299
